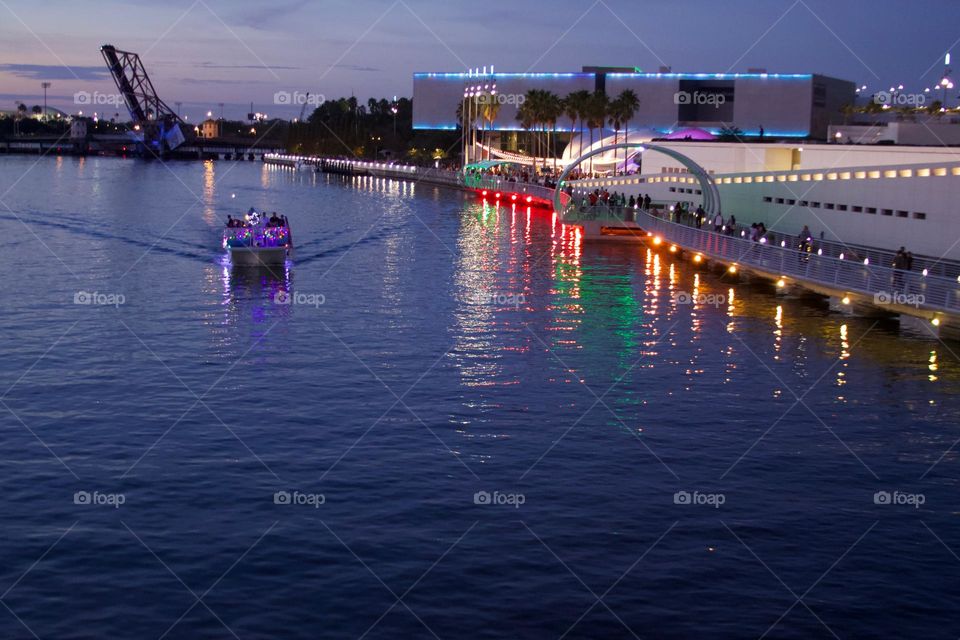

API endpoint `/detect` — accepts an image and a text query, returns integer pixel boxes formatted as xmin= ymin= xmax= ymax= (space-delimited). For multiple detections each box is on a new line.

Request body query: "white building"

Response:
xmin=571 ymin=142 xmax=960 ymax=259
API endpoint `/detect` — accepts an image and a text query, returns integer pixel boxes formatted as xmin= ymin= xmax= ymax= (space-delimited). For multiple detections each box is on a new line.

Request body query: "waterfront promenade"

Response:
xmin=263 ymin=153 xmax=565 ymax=207
xmin=264 ymin=153 xmax=959 ymax=338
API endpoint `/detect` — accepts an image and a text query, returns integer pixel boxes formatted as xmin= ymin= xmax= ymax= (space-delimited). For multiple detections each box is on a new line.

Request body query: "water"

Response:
xmin=0 ymin=155 xmax=957 ymax=639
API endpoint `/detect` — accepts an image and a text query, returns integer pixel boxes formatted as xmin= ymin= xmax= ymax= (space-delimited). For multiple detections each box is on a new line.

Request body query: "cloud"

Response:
xmin=0 ymin=64 xmax=109 ymax=80
xmin=180 ymin=78 xmax=269 ymax=85
xmin=194 ymin=61 xmax=301 ymax=71
xmin=332 ymin=64 xmax=380 ymax=72
xmin=228 ymin=0 xmax=311 ymax=30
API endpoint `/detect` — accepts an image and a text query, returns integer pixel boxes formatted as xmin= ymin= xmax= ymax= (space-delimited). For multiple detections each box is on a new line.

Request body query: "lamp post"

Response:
xmin=391 ymin=96 xmax=398 ymax=137
xmin=41 ymin=82 xmax=51 ymax=121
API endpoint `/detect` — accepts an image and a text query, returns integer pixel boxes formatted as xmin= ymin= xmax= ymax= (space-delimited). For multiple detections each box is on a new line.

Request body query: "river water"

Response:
xmin=0 ymin=155 xmax=957 ymax=639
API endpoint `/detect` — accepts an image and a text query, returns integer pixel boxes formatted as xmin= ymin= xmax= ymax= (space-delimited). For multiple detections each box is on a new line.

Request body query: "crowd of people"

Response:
xmin=225 ymin=210 xmax=287 ymax=228
xmin=575 ymin=189 xmax=653 ymax=210
xmin=465 ymin=165 xmax=562 ymax=189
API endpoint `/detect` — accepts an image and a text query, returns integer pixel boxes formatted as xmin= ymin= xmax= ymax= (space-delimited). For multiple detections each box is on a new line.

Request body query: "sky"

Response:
xmin=0 ymin=0 xmax=958 ymax=121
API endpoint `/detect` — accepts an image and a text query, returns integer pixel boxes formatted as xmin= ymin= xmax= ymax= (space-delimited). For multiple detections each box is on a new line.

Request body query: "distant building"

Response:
xmin=201 ymin=118 xmax=219 ymax=138
xmin=70 ymin=118 xmax=89 ymax=140
xmin=413 ymin=67 xmax=856 ymax=141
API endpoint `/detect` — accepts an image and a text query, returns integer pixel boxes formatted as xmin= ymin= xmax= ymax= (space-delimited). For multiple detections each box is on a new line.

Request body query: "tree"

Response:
xmin=516 ymin=96 xmax=536 ymax=172
xmin=565 ymin=90 xmax=591 ymax=167
xmin=717 ymin=125 xmax=743 ymax=142
xmin=615 ymin=89 xmax=639 ymax=171
xmin=480 ymin=93 xmax=501 ymax=162
xmin=31 ymin=105 xmax=42 ymax=116
xmin=562 ymin=95 xmax=578 ymax=168
xmin=586 ymin=91 xmax=608 ymax=175
xmin=541 ymin=91 xmax=563 ymax=172
xmin=607 ymin=96 xmax=625 ymax=172
xmin=839 ymin=103 xmax=856 ymax=125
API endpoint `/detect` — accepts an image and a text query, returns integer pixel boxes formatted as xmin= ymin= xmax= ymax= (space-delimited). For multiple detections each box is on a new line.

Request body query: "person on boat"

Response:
xmin=226 ymin=215 xmax=235 ymax=227
xmin=269 ymin=212 xmax=282 ymax=227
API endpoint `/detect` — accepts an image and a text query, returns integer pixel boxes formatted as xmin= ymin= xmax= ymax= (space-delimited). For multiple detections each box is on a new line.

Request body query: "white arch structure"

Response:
xmin=553 ymin=142 xmax=721 ymax=219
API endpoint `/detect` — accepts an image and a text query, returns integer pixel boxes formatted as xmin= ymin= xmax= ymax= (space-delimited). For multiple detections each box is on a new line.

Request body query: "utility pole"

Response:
xmin=41 ymin=82 xmax=51 ymax=121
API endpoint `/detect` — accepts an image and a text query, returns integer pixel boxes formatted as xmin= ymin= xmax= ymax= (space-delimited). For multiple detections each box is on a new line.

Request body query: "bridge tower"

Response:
xmin=100 ymin=44 xmax=192 ymax=156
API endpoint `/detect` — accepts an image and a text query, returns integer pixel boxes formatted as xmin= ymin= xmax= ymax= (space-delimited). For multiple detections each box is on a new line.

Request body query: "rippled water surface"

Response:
xmin=0 ymin=155 xmax=958 ymax=639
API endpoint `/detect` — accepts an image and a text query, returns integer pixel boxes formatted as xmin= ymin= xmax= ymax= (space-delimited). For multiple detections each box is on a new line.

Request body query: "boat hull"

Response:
xmin=228 ymin=246 xmax=288 ymax=266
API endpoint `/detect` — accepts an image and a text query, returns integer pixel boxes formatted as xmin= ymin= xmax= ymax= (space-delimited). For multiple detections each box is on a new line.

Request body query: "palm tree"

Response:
xmin=565 ymin=90 xmax=591 ymax=168
xmin=541 ymin=91 xmax=563 ymax=172
xmin=607 ymin=95 xmax=625 ymax=172
xmin=616 ymin=89 xmax=640 ymax=171
xmin=516 ymin=97 xmax=536 ymax=172
xmin=586 ymin=91 xmax=608 ymax=175
xmin=563 ymin=95 xmax=577 ymax=160
xmin=481 ymin=94 xmax=501 ymax=162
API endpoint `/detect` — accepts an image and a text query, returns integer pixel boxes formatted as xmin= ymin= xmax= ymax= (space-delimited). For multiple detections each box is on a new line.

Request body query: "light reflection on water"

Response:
xmin=0 ymin=156 xmax=958 ymax=638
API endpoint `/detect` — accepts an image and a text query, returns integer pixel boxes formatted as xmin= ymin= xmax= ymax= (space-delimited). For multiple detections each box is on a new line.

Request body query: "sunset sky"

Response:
xmin=1 ymin=0 xmax=957 ymax=120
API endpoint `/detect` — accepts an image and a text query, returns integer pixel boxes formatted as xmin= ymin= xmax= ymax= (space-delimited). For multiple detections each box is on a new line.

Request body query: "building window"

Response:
xmin=881 ymin=209 xmax=893 ymax=216
xmin=810 ymin=202 xmax=821 ymax=208
xmin=866 ymin=207 xmax=877 ymax=214
xmin=787 ymin=199 xmax=796 ymax=205
xmin=824 ymin=203 xmax=835 ymax=210
xmin=837 ymin=204 xmax=847 ymax=211
xmin=852 ymin=206 xmax=862 ymax=212
xmin=763 ymin=196 xmax=772 ymax=203
xmin=775 ymin=198 xmax=785 ymax=204
xmin=799 ymin=200 xmax=809 ymax=207
xmin=913 ymin=212 xmax=927 ymax=220
xmin=896 ymin=210 xmax=909 ymax=218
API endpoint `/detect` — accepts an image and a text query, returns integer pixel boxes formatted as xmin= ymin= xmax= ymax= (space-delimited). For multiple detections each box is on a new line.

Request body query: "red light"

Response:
xmin=495 ymin=192 xmax=501 ymax=198
xmin=481 ymin=190 xmax=487 ymax=196
xmin=526 ymin=196 xmax=532 ymax=203
xmin=511 ymin=194 xmax=517 ymax=201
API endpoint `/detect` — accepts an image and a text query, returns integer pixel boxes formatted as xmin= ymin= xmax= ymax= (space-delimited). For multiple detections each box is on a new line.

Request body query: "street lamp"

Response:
xmin=41 ymin=82 xmax=51 ymax=121
xmin=391 ymin=95 xmax=399 ymax=136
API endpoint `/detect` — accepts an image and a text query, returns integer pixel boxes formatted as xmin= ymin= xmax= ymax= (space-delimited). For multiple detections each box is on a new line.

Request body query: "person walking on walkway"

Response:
xmin=892 ymin=247 xmax=908 ymax=292
xmin=713 ymin=212 xmax=724 ymax=232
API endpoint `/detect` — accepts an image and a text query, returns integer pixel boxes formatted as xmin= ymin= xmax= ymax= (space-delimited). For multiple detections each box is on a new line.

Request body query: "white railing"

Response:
xmin=262 ymin=154 xmax=571 ymax=204
xmin=637 ymin=211 xmax=960 ymax=314
xmin=563 ymin=203 xmax=960 ymax=280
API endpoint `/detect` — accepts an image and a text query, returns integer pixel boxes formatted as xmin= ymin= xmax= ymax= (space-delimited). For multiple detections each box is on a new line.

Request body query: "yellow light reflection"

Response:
xmin=773 ymin=305 xmax=783 ymax=360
